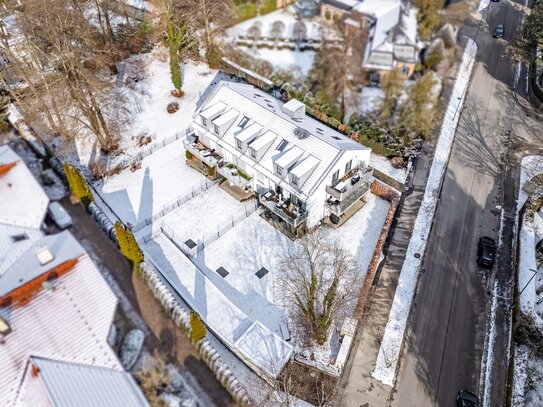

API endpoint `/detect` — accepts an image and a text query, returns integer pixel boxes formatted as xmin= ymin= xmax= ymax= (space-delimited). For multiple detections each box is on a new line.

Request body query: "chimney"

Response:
xmin=31 ymin=363 xmax=40 ymax=377
xmin=281 ymin=99 xmax=306 ymax=119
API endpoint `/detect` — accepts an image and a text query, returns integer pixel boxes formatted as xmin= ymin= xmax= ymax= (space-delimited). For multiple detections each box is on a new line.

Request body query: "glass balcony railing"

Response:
xmin=259 ymin=191 xmax=308 ymax=229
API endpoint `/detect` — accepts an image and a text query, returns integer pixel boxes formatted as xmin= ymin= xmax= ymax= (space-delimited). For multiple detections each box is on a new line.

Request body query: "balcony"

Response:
xmin=325 ymin=166 xmax=372 ymax=216
xmin=259 ymin=191 xmax=308 ymax=230
xmin=183 ymin=138 xmax=222 ymax=168
xmin=218 ymin=163 xmax=252 ymax=189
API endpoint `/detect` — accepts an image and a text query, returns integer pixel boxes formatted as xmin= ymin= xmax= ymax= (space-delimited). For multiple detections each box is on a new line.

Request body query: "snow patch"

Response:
xmin=372 ymin=38 xmax=478 ymax=386
xmin=370 ymin=154 xmax=408 ymax=184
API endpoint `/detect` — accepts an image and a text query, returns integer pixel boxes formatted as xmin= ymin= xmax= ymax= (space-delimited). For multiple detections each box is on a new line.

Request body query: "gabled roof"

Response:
xmin=0 ymin=145 xmax=49 ymax=229
xmin=0 ymin=225 xmax=43 ymax=277
xmin=0 ymin=241 xmax=120 ymax=406
xmin=192 ymin=81 xmax=369 ymax=197
xmin=17 ymin=357 xmax=149 ymax=407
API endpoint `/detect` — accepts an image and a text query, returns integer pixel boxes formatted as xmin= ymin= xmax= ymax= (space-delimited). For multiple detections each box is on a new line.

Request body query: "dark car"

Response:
xmin=477 ymin=236 xmax=496 ymax=268
xmin=493 ymin=24 xmax=505 ymax=38
xmin=457 ymin=390 xmax=479 ymax=407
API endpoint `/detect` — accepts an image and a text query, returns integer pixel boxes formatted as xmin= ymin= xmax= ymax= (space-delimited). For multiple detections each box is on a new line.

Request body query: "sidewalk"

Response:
xmin=335 ymin=148 xmax=430 ymax=407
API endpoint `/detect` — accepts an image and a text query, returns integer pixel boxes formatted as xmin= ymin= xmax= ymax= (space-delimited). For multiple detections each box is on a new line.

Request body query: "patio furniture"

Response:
xmin=335 ymin=181 xmax=347 ymax=192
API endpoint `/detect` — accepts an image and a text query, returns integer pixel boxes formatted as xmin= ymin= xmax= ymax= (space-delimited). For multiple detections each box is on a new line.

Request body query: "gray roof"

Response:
xmin=0 ymin=231 xmax=85 ymax=298
xmin=28 ymin=357 xmax=150 ymax=407
xmin=217 ymin=81 xmax=368 ymax=152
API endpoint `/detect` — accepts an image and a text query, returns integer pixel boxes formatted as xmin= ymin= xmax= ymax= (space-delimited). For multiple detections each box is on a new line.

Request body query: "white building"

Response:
xmin=184 ymin=80 xmax=372 ymax=236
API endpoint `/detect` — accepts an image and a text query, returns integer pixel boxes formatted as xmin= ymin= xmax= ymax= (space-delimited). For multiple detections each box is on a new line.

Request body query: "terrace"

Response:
xmin=325 ymin=165 xmax=372 ymax=217
xmin=183 ymin=136 xmax=223 ymax=168
xmin=259 ymin=190 xmax=308 ymax=232
xmin=217 ymin=162 xmax=253 ymax=190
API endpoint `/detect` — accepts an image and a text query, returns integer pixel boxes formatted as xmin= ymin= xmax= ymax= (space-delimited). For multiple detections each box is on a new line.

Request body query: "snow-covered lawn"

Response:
xmin=370 ymin=154 xmax=408 ymax=184
xmin=372 ymin=38 xmax=478 ymax=386
xmin=199 ymin=193 xmax=390 ymax=372
xmin=241 ymin=47 xmax=316 ymax=76
xmin=159 ymin=186 xmax=258 ymax=246
xmin=225 ymin=7 xmax=336 ymax=76
xmin=517 ymin=156 xmax=543 ymax=212
xmin=73 ymin=47 xmax=226 ymax=166
xmin=94 ymin=139 xmax=206 ymax=225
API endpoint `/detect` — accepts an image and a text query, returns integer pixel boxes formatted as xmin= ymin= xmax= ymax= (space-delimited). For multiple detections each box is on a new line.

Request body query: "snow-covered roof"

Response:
xmin=396 ymin=6 xmax=418 ymax=46
xmin=235 ymin=321 xmax=294 ymax=378
xmin=0 ymin=238 xmax=121 ymax=406
xmin=16 ymin=357 xmax=149 ymax=407
xmin=323 ymin=0 xmax=360 ymax=11
xmin=0 ymin=225 xmax=43 ymax=276
xmin=290 ymin=155 xmax=320 ymax=179
xmin=0 ymin=145 xmax=49 ymax=230
xmin=0 ymin=231 xmax=83 ymax=297
xmin=192 ymin=81 xmax=369 ymax=197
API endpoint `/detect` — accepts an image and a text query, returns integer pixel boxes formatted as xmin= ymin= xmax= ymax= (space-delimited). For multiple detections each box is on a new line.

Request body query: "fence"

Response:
xmin=132 ymin=179 xmax=215 ymax=233
xmin=160 ymin=200 xmax=260 ymax=252
xmin=104 ymin=129 xmax=190 ymax=177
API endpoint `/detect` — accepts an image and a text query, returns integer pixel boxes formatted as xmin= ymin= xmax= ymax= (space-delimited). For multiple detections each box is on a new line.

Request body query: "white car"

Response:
xmin=48 ymin=201 xmax=73 ymax=229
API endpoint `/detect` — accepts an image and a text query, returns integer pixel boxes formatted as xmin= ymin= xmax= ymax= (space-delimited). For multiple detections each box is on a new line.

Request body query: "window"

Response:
xmin=239 ymin=116 xmax=250 ymax=129
xmin=236 ymin=139 xmax=242 ymax=149
xmin=291 ymin=175 xmax=298 ymax=186
xmin=201 ymin=116 xmax=207 ymax=126
xmin=11 ymin=233 xmax=28 ymax=243
xmin=277 ymin=139 xmax=289 ymax=151
xmin=214 ymin=125 xmax=220 ymax=135
xmin=345 ymin=160 xmax=352 ymax=173
xmin=250 ymin=148 xmax=256 ymax=159
xmin=275 ymin=164 xmax=282 ymax=175
xmin=332 ymin=169 xmax=339 ymax=183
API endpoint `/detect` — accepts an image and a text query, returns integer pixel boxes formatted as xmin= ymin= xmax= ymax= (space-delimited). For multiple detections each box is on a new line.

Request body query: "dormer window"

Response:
xmin=236 ymin=140 xmax=242 ymax=149
xmin=275 ymin=164 xmax=282 ymax=175
xmin=201 ymin=117 xmax=207 ymax=126
xmin=214 ymin=125 xmax=219 ymax=135
xmin=250 ymin=148 xmax=256 ymax=159
xmin=291 ymin=175 xmax=298 ymax=186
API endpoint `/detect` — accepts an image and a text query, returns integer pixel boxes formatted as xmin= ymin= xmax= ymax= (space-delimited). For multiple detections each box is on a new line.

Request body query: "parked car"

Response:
xmin=493 ymin=24 xmax=505 ymax=38
xmin=48 ymin=201 xmax=73 ymax=229
xmin=457 ymin=390 xmax=479 ymax=407
xmin=477 ymin=236 xmax=496 ymax=268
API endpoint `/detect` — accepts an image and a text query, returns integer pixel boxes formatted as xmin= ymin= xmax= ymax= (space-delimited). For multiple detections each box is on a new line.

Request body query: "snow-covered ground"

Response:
xmin=159 ymin=186 xmax=257 ymax=246
xmin=513 ymin=345 xmax=543 ymax=407
xmin=225 ymin=7 xmax=337 ymax=76
xmin=241 ymin=47 xmax=316 ymax=76
xmin=359 ymin=87 xmax=385 ymax=116
xmin=517 ymin=156 xmax=543 ymax=212
xmin=372 ymin=38 xmax=478 ymax=386
xmin=94 ymin=139 xmax=206 ymax=226
xmin=370 ymin=154 xmax=408 ymax=184
xmin=71 ymin=48 xmax=226 ymax=167
xmin=200 ymin=193 xmax=390 ymax=372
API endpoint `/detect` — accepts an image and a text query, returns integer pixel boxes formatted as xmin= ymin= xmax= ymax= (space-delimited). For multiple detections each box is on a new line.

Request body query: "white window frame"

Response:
xmin=236 ymin=139 xmax=242 ymax=149
xmin=250 ymin=148 xmax=256 ymax=159
xmin=291 ymin=175 xmax=298 ymax=186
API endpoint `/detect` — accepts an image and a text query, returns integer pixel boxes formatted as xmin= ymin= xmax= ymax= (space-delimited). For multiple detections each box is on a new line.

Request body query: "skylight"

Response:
xmin=35 ymin=248 xmax=54 ymax=266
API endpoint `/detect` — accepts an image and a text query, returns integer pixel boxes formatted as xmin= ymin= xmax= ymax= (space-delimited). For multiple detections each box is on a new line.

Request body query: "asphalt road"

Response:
xmin=391 ymin=1 xmax=543 ymax=407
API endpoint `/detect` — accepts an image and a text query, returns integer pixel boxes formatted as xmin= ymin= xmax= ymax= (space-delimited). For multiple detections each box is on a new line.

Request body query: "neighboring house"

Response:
xmin=185 ymin=80 xmax=372 ymax=236
xmin=0 ymin=146 xmax=149 ymax=407
xmin=321 ymin=0 xmax=419 ymax=77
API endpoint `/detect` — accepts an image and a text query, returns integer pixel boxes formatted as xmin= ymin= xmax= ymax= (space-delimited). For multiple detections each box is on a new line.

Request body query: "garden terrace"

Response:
xmin=183 ymin=137 xmax=223 ymax=168
xmin=259 ymin=190 xmax=308 ymax=230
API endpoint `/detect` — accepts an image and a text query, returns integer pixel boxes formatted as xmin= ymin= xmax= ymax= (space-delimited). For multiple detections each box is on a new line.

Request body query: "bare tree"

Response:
xmin=379 ymin=67 xmax=405 ymax=124
xmin=278 ymin=230 xmax=360 ymax=345
xmin=193 ymin=0 xmax=233 ymax=52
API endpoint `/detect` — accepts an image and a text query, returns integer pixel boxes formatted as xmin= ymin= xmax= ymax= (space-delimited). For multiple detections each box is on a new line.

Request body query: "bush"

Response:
xmin=185 ymin=150 xmax=193 ymax=160
xmin=207 ymin=165 xmax=216 ymax=178
xmin=259 ymin=0 xmax=276 ymax=15
xmin=236 ymin=3 xmax=257 ymax=22
xmin=190 ymin=311 xmax=206 ymax=343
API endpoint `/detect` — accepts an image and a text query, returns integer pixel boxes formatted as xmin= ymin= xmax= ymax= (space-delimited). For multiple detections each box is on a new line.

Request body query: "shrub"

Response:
xmin=185 ymin=150 xmax=193 ymax=160
xmin=190 ymin=311 xmax=206 ymax=343
xmin=64 ymin=163 xmax=94 ymax=204
xmin=259 ymin=0 xmax=276 ymax=15
xmin=236 ymin=3 xmax=257 ymax=22
xmin=207 ymin=165 xmax=216 ymax=178
xmin=167 ymin=102 xmax=179 ymax=113
xmin=115 ymin=222 xmax=144 ymax=271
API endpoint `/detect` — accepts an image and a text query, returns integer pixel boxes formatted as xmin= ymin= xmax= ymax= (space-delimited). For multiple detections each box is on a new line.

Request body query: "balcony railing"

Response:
xmin=183 ymin=138 xmax=222 ymax=168
xmin=259 ymin=191 xmax=308 ymax=229
xmin=218 ymin=163 xmax=252 ymax=189
xmin=325 ymin=165 xmax=372 ymax=202
xmin=326 ymin=183 xmax=370 ymax=217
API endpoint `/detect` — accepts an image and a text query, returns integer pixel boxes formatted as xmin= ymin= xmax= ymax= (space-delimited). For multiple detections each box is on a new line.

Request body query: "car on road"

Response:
xmin=477 ymin=236 xmax=496 ymax=268
xmin=48 ymin=201 xmax=73 ymax=229
xmin=457 ymin=390 xmax=479 ymax=407
xmin=493 ymin=24 xmax=505 ymax=38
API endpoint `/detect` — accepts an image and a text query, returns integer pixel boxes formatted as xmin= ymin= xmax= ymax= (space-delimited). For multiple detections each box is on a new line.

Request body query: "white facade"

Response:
xmin=186 ymin=81 xmax=372 ymax=231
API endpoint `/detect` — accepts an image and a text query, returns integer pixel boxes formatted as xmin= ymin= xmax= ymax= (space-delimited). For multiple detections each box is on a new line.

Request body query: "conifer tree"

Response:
xmin=114 ymin=221 xmax=144 ymax=271
xmin=189 ymin=310 xmax=206 ymax=343
xmin=64 ymin=163 xmax=94 ymax=204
